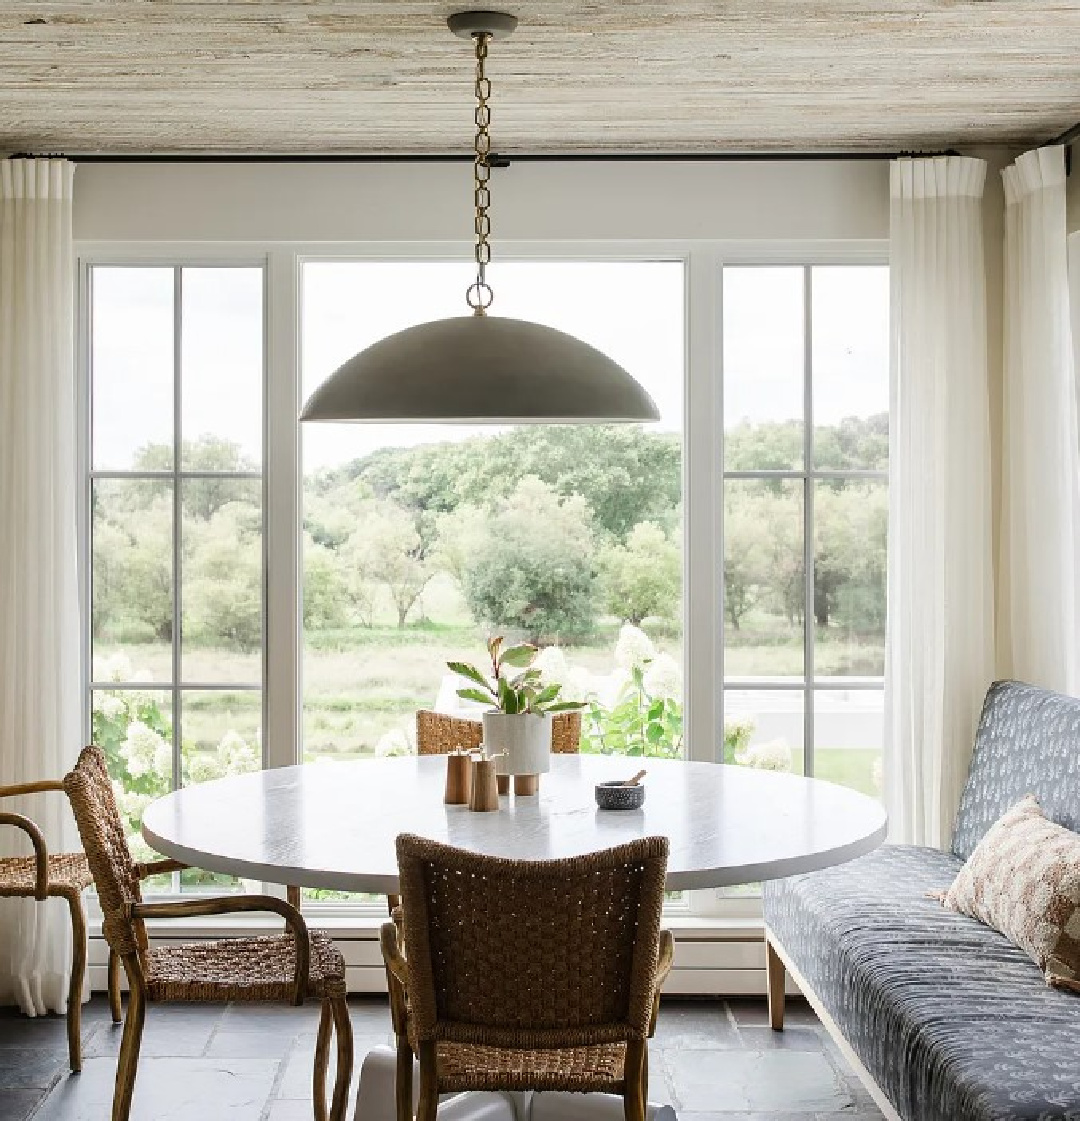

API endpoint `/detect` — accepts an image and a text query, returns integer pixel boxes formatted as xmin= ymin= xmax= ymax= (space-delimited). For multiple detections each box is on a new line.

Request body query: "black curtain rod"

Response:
xmin=13 ymin=149 xmax=959 ymax=165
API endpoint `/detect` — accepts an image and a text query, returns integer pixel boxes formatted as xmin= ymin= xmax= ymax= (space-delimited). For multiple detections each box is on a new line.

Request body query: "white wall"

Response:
xmin=73 ymin=159 xmax=889 ymax=244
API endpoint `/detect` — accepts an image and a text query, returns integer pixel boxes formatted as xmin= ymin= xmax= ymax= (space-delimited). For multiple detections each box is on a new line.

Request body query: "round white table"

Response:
xmin=142 ymin=754 xmax=886 ymax=894
xmin=142 ymin=756 xmax=886 ymax=1121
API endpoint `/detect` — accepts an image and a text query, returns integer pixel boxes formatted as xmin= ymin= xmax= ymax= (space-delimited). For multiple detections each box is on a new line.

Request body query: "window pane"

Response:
xmin=724 ymin=688 xmax=804 ymax=775
xmin=813 ymin=689 xmax=884 ymax=800
xmin=181 ymin=267 xmax=264 ymax=469
xmin=723 ymin=267 xmax=804 ymax=471
xmin=179 ymin=689 xmax=261 ymax=892
xmin=91 ymin=688 xmax=173 ymax=881
xmin=92 ymin=479 xmax=173 ymax=678
xmin=92 ymin=267 xmax=174 ymax=470
xmin=812 ymin=266 xmax=889 ymax=471
xmin=724 ymin=479 xmax=804 ymax=677
xmin=302 ymin=260 xmax=684 ymax=774
xmin=181 ymin=477 xmax=262 ymax=684
xmin=813 ymin=480 xmax=887 ymax=677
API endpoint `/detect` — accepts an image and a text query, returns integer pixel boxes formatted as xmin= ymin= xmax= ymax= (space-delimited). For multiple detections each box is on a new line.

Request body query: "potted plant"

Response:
xmin=448 ymin=636 xmax=583 ymax=779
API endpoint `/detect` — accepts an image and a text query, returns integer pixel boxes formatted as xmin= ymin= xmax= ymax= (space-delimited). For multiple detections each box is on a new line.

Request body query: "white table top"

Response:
xmin=142 ymin=755 xmax=887 ymax=894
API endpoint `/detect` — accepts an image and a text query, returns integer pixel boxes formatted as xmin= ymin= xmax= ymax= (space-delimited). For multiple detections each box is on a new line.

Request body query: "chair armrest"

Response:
xmin=648 ymin=929 xmax=674 ymax=1037
xmin=0 ymin=780 xmax=64 ymax=799
xmin=0 ymin=812 xmax=49 ymax=899
xmin=130 ymin=895 xmax=311 ymax=1004
xmin=134 ymin=858 xmax=188 ymax=879
xmin=380 ymin=920 xmax=410 ymax=1037
xmin=380 ymin=921 xmax=408 ymax=988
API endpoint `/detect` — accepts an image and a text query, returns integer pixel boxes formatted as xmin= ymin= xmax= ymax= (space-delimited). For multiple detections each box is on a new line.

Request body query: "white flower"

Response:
xmin=643 ymin=653 xmax=682 ymax=701
xmin=735 ymin=737 xmax=793 ymax=773
xmin=96 ymin=653 xmax=134 ymax=683
xmin=375 ymin=728 xmax=414 ymax=757
xmin=614 ymin=624 xmax=656 ymax=671
xmin=217 ymin=730 xmax=258 ymax=775
xmin=93 ymin=693 xmax=126 ymax=720
xmin=533 ymin=645 xmax=568 ymax=685
xmin=121 ymin=720 xmax=166 ymax=778
xmin=558 ymin=667 xmax=593 ymax=705
xmin=153 ymin=741 xmax=173 ymax=779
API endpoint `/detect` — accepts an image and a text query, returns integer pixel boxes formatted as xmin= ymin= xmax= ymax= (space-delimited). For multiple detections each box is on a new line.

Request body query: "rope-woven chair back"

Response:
xmin=64 ymin=745 xmax=147 ymax=958
xmin=396 ymin=834 xmax=668 ymax=1049
xmin=415 ymin=710 xmax=581 ymax=756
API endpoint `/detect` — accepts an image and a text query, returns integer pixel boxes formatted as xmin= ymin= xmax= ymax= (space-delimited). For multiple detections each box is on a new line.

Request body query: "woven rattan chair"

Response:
xmin=0 ymin=775 xmax=126 ymax=1071
xmin=415 ymin=709 xmax=582 ymax=755
xmin=380 ymin=834 xmax=673 ymax=1121
xmin=63 ymin=746 xmax=353 ymax=1121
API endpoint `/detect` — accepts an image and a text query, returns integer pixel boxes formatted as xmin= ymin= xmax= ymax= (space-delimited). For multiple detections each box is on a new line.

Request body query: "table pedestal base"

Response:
xmin=355 ymin=1046 xmax=678 ymax=1120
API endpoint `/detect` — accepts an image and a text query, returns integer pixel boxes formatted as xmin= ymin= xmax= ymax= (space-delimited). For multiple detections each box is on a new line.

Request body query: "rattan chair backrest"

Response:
xmin=396 ymin=833 xmax=668 ymax=1048
xmin=415 ymin=710 xmax=581 ymax=756
xmin=64 ymin=746 xmax=147 ymax=957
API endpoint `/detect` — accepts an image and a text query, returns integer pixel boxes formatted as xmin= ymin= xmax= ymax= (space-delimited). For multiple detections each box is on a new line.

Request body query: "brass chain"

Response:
xmin=466 ymin=32 xmax=495 ymax=314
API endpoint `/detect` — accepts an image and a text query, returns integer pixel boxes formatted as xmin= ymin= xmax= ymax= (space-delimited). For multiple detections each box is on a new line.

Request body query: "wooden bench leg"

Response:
xmin=766 ymin=938 xmax=785 ymax=1031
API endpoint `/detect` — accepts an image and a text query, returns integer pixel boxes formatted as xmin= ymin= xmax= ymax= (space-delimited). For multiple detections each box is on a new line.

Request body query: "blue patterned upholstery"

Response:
xmin=764 ymin=681 xmax=1080 ymax=1121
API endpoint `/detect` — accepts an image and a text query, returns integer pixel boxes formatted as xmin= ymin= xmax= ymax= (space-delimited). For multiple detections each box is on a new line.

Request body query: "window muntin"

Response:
xmin=87 ymin=264 xmax=265 ymax=891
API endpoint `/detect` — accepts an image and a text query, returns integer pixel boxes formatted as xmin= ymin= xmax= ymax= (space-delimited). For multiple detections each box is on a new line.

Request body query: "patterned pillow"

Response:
xmin=942 ymin=795 xmax=1080 ymax=992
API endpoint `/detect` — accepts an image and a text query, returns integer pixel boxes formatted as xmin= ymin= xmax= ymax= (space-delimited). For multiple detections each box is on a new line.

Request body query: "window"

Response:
xmin=721 ymin=265 xmax=889 ymax=797
xmin=87 ymin=265 xmax=265 ymax=891
xmin=301 ymin=260 xmax=685 ymax=764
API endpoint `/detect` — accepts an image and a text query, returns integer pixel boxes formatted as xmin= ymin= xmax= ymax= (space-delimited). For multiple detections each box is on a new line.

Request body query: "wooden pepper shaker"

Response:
xmin=444 ymin=749 xmax=473 ymax=805
xmin=469 ymin=752 xmax=501 ymax=812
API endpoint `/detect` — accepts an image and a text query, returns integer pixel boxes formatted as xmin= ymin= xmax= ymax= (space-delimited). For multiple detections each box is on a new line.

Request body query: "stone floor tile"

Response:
xmin=654 ymin=999 xmax=742 ymax=1049
xmin=0 ymin=1088 xmax=43 ymax=1121
xmin=665 ymin=1049 xmax=854 ymax=1114
xmin=0 ymin=1047 xmax=66 ymax=1090
xmin=83 ymin=1013 xmax=218 ymax=1058
xmin=32 ymin=1056 xmax=280 ymax=1121
xmin=735 ymin=1026 xmax=828 ymax=1052
xmin=726 ymin=998 xmax=819 ymax=1028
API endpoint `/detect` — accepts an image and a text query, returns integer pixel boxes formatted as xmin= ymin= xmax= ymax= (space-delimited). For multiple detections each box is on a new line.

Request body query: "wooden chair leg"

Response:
xmin=112 ymin=960 xmax=145 ymax=1121
xmin=107 ymin=948 xmax=123 ymax=1023
xmin=329 ymin=996 xmax=353 ymax=1121
xmin=623 ymin=1038 xmax=647 ymax=1121
xmin=766 ymin=938 xmax=786 ymax=1031
xmin=416 ymin=1040 xmax=439 ymax=1121
xmin=395 ymin=1039 xmax=414 ymax=1121
xmin=313 ymin=1000 xmax=332 ymax=1121
xmin=65 ymin=892 xmax=87 ymax=1072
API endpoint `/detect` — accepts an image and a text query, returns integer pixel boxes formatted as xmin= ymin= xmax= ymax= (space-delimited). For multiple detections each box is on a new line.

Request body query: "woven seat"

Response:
xmin=145 ymin=931 xmax=346 ymax=1003
xmin=0 ymin=851 xmax=93 ymax=898
xmin=420 ymin=1039 xmax=626 ymax=1095
xmin=381 ymin=834 xmax=674 ymax=1121
xmin=64 ymin=746 xmax=353 ymax=1121
xmin=0 ymin=780 xmax=114 ymax=1074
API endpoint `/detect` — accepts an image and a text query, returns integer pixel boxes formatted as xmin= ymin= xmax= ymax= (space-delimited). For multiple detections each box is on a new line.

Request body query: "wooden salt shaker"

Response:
xmin=444 ymin=749 xmax=473 ymax=805
xmin=469 ymin=755 xmax=500 ymax=812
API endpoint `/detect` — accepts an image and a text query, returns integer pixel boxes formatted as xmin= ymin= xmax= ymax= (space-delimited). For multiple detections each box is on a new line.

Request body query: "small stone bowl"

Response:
xmin=595 ymin=780 xmax=646 ymax=811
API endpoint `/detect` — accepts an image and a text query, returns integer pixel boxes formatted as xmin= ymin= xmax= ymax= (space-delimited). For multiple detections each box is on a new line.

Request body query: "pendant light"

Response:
xmin=299 ymin=11 xmax=660 ymax=424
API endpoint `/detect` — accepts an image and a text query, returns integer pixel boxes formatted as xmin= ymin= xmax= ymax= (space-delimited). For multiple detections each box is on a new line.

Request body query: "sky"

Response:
xmin=90 ymin=260 xmax=888 ymax=474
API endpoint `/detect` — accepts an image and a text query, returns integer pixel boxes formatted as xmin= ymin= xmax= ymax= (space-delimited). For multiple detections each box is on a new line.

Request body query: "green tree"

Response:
xmin=302 ymin=533 xmax=356 ymax=630
xmin=184 ymin=501 xmax=261 ymax=651
xmin=462 ymin=476 xmax=597 ymax=643
xmin=351 ymin=501 xmax=430 ymax=629
xmin=599 ymin=522 xmax=680 ymax=625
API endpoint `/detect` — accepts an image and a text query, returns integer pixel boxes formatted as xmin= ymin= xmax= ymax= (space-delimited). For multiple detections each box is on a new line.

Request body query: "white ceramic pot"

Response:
xmin=481 ymin=711 xmax=553 ymax=776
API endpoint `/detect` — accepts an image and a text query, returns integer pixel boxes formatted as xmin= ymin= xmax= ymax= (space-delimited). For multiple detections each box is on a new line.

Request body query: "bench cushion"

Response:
xmin=764 ymin=844 xmax=1080 ymax=1121
xmin=952 ymin=681 xmax=1080 ymax=861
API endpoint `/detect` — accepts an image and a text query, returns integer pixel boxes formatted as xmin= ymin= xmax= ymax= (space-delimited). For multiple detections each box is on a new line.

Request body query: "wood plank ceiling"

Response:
xmin=1 ymin=1 xmax=1078 ymax=156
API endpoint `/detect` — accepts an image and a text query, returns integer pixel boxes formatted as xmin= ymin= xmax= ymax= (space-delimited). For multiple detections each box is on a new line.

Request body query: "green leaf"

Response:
xmin=500 ymin=643 xmax=537 ymax=668
xmin=446 ymin=661 xmax=494 ymax=692
xmin=646 ymin=723 xmax=664 ymax=743
xmin=545 ymin=700 xmax=585 ymax=712
xmin=456 ymin=688 xmax=496 ymax=706
xmin=497 ymin=676 xmax=519 ymax=714
xmin=535 ymin=684 xmax=561 ymax=704
xmin=647 ymin=700 xmax=665 ymax=721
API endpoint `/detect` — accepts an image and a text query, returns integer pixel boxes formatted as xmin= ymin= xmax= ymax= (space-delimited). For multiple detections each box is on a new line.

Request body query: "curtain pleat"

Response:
xmin=997 ymin=146 xmax=1080 ymax=696
xmin=885 ymin=156 xmax=995 ymax=848
xmin=0 ymin=157 xmax=82 ymax=1015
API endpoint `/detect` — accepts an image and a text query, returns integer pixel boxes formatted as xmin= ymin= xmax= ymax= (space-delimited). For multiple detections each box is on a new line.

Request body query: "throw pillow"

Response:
xmin=942 ymin=794 xmax=1080 ymax=993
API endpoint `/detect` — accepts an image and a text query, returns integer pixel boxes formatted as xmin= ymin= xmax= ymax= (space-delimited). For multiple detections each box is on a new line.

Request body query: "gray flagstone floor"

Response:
xmin=0 ymin=996 xmax=885 ymax=1120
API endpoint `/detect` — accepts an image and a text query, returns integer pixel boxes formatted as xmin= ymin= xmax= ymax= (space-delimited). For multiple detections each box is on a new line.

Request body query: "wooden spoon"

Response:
xmin=623 ymin=769 xmax=647 ymax=787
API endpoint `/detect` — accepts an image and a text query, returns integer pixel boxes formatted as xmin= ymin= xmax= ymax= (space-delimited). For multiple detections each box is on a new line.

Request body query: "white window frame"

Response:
xmin=77 ymin=238 xmax=887 ymax=926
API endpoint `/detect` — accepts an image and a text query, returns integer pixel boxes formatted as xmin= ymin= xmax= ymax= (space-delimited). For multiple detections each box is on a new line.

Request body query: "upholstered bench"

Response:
xmin=764 ymin=680 xmax=1080 ymax=1121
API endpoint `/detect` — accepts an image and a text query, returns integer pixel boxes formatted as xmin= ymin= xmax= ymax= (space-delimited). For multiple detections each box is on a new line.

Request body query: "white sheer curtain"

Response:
xmin=0 ymin=159 xmax=82 ymax=1015
xmin=885 ymin=156 xmax=996 ymax=848
xmin=997 ymin=146 xmax=1080 ymax=696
